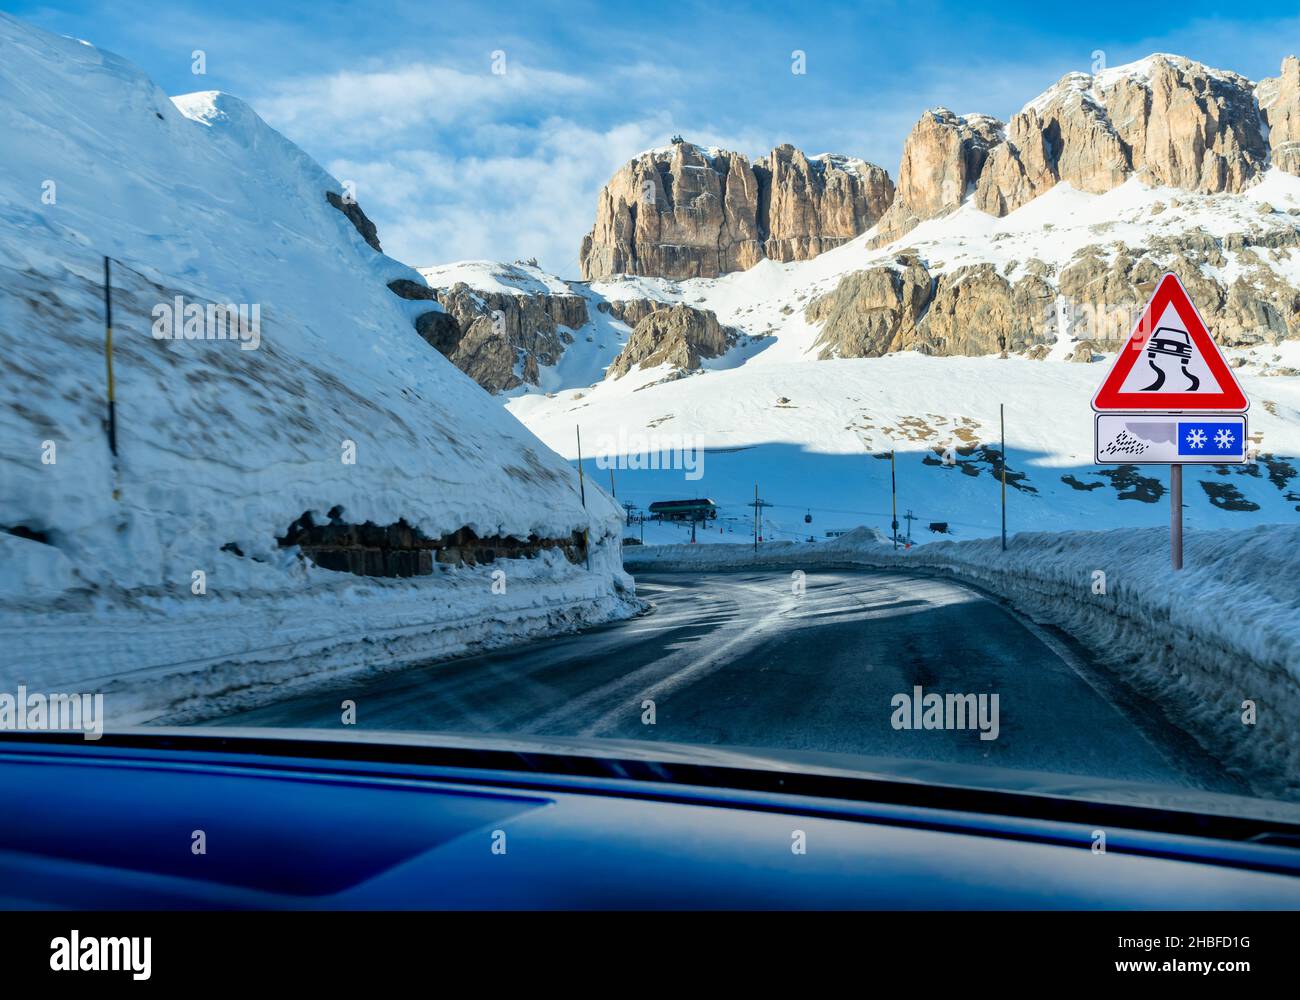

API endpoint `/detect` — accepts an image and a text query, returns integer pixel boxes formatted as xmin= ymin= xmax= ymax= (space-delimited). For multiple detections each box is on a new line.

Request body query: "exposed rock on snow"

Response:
xmin=599 ymin=297 xmax=672 ymax=327
xmin=325 ymin=190 xmax=383 ymax=253
xmin=430 ymin=282 xmax=588 ymax=392
xmin=579 ymin=141 xmax=893 ymax=280
xmin=607 ymin=304 xmax=729 ymax=378
xmin=807 ymin=257 xmax=1054 ymax=358
xmin=923 ymin=264 xmax=1056 ymax=356
xmin=807 ymin=257 xmax=933 ymax=358
xmin=1058 ymin=241 xmax=1300 ymax=346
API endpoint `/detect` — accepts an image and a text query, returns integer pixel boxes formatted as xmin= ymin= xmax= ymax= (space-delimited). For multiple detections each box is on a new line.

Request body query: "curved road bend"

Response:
xmin=211 ymin=569 xmax=1236 ymax=793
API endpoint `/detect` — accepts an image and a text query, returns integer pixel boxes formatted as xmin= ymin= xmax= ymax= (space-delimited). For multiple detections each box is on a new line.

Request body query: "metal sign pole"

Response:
xmin=1170 ymin=463 xmax=1183 ymax=570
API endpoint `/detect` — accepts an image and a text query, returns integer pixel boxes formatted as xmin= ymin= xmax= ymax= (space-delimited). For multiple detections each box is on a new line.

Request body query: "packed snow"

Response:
xmin=0 ymin=13 xmax=635 ymax=721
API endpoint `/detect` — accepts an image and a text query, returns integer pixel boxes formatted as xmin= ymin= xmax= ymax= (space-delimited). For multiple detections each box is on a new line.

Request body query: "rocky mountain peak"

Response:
xmin=579 ymin=139 xmax=893 ymax=280
xmin=1260 ymin=55 xmax=1300 ymax=175
xmin=870 ymin=108 xmax=1004 ymax=244
xmin=871 ymin=52 xmax=1285 ymax=244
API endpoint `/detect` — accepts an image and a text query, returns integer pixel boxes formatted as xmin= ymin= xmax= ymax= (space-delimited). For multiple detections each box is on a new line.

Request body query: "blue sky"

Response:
xmin=8 ymin=0 xmax=1300 ymax=275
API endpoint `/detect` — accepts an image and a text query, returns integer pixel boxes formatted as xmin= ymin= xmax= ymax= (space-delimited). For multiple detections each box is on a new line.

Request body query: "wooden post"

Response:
xmin=1171 ymin=464 xmax=1183 ymax=570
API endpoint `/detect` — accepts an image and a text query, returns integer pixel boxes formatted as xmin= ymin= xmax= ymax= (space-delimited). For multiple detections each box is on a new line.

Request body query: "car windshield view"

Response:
xmin=3 ymin=3 xmax=1300 ymax=855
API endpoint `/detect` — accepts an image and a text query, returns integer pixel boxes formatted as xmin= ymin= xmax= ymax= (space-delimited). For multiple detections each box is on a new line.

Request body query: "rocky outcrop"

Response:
xmin=975 ymin=90 xmax=1129 ymax=215
xmin=325 ymin=190 xmax=382 ymax=252
xmin=597 ymin=298 xmax=671 ymax=327
xmin=807 ymin=259 xmax=1054 ymax=358
xmin=1259 ymin=56 xmax=1300 ymax=176
xmin=921 ymin=265 xmax=1056 ymax=356
xmin=871 ymin=110 xmax=1003 ymax=245
xmin=973 ymin=57 xmax=1268 ymax=219
xmin=808 ymin=256 xmax=933 ymax=358
xmin=871 ymin=55 xmax=1280 ymax=241
xmin=1058 ymin=241 xmax=1300 ymax=347
xmin=579 ymin=141 xmax=893 ymax=280
xmin=606 ymin=304 xmax=730 ymax=377
xmin=427 ymin=284 xmax=589 ymax=393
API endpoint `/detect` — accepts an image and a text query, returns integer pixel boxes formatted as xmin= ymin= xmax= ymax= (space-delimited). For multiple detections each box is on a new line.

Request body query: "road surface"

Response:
xmin=211 ymin=569 xmax=1234 ymax=791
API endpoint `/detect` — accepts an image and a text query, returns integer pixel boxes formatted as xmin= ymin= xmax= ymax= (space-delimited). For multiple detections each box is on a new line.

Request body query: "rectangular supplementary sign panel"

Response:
xmin=1094 ymin=413 xmax=1248 ymax=465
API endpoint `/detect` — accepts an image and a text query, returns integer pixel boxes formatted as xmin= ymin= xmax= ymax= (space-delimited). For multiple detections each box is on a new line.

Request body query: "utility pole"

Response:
xmin=890 ymin=449 xmax=898 ymax=550
xmin=1170 ymin=464 xmax=1183 ymax=570
xmin=749 ymin=486 xmax=771 ymax=551
xmin=903 ymin=509 xmax=917 ymax=546
xmin=621 ymin=500 xmax=637 ymax=543
xmin=1000 ymin=403 xmax=1007 ymax=552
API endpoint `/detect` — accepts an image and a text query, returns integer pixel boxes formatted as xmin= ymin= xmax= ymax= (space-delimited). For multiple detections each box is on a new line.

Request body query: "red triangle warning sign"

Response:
xmin=1091 ymin=273 xmax=1248 ymax=412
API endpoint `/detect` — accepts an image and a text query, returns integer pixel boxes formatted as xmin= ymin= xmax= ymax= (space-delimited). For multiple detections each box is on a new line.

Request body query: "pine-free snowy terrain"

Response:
xmin=0 ymin=14 xmax=634 ymax=723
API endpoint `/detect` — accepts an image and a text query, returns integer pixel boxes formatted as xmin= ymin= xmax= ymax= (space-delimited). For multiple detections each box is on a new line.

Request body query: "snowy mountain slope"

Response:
xmin=419 ymin=174 xmax=1300 ymax=544
xmin=0 ymin=13 xmax=632 ymax=719
xmin=402 ymin=44 xmax=1300 ymax=546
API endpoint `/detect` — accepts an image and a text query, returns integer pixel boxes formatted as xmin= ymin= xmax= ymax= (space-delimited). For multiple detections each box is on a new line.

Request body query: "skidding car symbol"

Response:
xmin=1140 ymin=326 xmax=1200 ymax=392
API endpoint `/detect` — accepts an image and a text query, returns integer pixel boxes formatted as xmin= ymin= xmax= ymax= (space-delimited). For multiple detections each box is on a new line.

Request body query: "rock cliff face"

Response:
xmin=1056 ymin=238 xmax=1300 ymax=348
xmin=878 ymin=55 xmax=1286 ymax=240
xmin=1259 ymin=56 xmax=1300 ymax=176
xmin=579 ymin=141 xmax=893 ymax=280
xmin=871 ymin=110 xmax=1004 ymax=245
xmin=810 ymin=215 xmax=1300 ymax=361
xmin=808 ymin=258 xmax=1056 ymax=359
xmin=419 ymin=283 xmax=589 ymax=393
xmin=606 ymin=304 xmax=730 ymax=378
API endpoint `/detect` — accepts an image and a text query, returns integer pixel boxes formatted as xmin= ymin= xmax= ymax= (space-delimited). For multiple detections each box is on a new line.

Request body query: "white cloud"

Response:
xmin=330 ymin=116 xmax=680 ymax=275
xmin=257 ymin=60 xmax=594 ymax=142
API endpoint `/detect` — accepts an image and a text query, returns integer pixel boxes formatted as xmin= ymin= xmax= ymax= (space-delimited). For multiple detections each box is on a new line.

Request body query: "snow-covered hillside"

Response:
xmin=0 ymin=14 xmax=633 ymax=721
xmin=421 ymin=167 xmax=1300 ymax=546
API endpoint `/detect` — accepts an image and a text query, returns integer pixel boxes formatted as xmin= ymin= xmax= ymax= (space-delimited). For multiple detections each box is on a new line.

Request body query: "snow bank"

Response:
xmin=0 ymin=13 xmax=636 ymax=719
xmin=627 ymin=525 xmax=1300 ymax=797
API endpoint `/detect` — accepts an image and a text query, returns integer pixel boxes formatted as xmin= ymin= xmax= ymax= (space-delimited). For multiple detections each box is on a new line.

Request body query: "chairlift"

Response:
xmin=803 ymin=509 xmax=812 ymax=524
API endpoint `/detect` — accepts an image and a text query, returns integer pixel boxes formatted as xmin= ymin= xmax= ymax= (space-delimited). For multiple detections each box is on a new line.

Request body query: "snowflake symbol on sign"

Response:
xmin=1214 ymin=429 xmax=1235 ymax=449
xmin=1185 ymin=428 xmax=1207 ymax=449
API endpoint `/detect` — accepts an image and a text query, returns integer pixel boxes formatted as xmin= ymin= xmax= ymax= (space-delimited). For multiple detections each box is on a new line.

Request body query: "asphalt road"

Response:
xmin=211 ymin=569 xmax=1235 ymax=792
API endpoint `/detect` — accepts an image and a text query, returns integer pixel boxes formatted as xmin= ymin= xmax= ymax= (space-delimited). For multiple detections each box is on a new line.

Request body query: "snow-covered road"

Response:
xmin=208 ymin=569 xmax=1238 ymax=794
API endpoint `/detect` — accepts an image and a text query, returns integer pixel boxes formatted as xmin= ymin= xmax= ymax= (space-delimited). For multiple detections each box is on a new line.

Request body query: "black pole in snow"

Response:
xmin=103 ymin=256 xmax=117 ymax=458
xmin=575 ymin=426 xmax=589 ymax=570
xmin=890 ymin=449 xmax=897 ymax=550
xmin=1000 ymin=403 xmax=1007 ymax=552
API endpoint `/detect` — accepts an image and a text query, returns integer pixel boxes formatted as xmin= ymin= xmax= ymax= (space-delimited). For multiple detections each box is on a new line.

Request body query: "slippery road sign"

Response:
xmin=1091 ymin=273 xmax=1248 ymax=412
xmin=1094 ymin=413 xmax=1248 ymax=464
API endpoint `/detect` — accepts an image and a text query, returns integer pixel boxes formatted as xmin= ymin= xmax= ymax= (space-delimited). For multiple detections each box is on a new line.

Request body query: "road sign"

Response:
xmin=1091 ymin=273 xmax=1248 ymax=412
xmin=1094 ymin=413 xmax=1248 ymax=464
